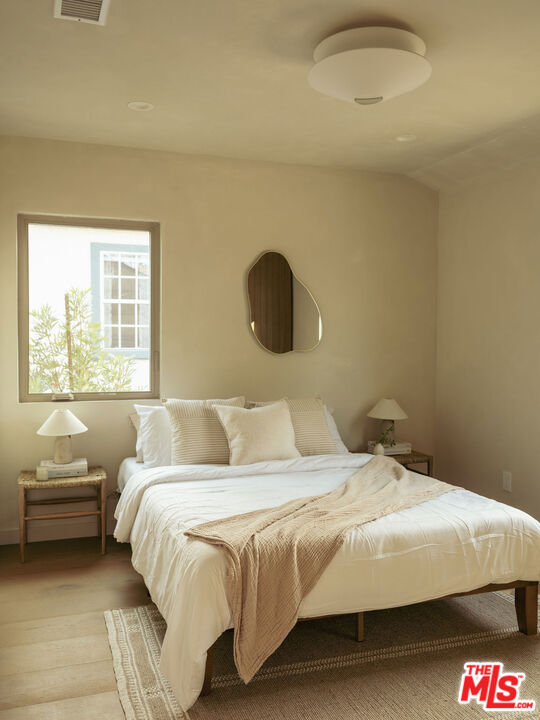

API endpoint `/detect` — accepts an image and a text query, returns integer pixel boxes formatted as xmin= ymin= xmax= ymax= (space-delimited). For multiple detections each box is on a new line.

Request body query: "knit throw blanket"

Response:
xmin=185 ymin=455 xmax=457 ymax=683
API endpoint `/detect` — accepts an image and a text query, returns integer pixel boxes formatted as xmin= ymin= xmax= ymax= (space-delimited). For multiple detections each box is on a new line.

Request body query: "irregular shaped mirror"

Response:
xmin=247 ymin=251 xmax=322 ymax=354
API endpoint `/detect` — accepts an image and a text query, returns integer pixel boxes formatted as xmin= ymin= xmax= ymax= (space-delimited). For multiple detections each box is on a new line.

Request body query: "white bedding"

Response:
xmin=114 ymin=454 xmax=540 ymax=712
xmin=117 ymin=456 xmax=148 ymax=491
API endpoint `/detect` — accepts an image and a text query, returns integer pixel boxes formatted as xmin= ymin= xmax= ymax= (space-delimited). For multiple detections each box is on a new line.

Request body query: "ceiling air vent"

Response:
xmin=54 ymin=0 xmax=110 ymax=25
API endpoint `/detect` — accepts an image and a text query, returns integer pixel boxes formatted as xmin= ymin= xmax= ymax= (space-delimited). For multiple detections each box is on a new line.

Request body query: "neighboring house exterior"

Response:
xmin=28 ymin=225 xmax=151 ymax=391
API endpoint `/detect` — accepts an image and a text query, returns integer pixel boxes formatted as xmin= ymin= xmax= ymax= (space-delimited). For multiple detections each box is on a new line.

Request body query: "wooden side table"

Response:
xmin=17 ymin=466 xmax=107 ymax=563
xmin=391 ymin=450 xmax=433 ymax=476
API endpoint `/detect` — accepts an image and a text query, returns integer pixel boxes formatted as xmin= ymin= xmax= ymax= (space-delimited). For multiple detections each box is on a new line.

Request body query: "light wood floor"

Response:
xmin=0 ymin=536 xmax=147 ymax=719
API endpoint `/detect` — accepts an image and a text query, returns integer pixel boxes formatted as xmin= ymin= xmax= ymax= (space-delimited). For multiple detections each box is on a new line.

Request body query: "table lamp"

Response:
xmin=37 ymin=409 xmax=88 ymax=464
xmin=367 ymin=398 xmax=408 ymax=455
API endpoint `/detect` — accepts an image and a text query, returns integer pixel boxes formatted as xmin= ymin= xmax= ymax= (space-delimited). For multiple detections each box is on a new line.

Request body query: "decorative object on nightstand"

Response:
xmin=17 ymin=466 xmax=107 ymax=563
xmin=367 ymin=398 xmax=409 ymax=455
xmin=372 ymin=442 xmax=385 ymax=456
xmin=36 ymin=457 xmax=88 ymax=481
xmin=37 ymin=409 xmax=87 ymax=464
xmin=367 ymin=439 xmax=412 ymax=455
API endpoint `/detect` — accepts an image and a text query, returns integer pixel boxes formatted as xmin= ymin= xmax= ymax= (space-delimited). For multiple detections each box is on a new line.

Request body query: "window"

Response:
xmin=91 ymin=245 xmax=150 ymax=355
xmin=18 ymin=215 xmax=160 ymax=402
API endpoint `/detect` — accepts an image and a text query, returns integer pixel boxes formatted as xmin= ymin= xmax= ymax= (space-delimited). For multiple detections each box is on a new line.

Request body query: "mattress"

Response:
xmin=113 ymin=453 xmax=540 ymax=712
xmin=117 ymin=456 xmax=149 ymax=491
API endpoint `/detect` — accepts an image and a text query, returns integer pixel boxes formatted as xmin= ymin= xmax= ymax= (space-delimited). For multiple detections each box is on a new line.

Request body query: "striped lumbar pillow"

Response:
xmin=286 ymin=397 xmax=338 ymax=456
xmin=165 ymin=397 xmax=245 ymax=465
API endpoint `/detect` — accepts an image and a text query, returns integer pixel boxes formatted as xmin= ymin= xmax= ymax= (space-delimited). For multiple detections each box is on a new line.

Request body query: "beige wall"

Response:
xmin=436 ymin=163 xmax=540 ymax=521
xmin=0 ymin=135 xmax=438 ymax=543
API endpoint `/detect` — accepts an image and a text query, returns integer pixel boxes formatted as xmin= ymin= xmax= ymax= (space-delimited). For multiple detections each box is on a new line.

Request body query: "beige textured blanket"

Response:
xmin=185 ymin=455 xmax=457 ymax=683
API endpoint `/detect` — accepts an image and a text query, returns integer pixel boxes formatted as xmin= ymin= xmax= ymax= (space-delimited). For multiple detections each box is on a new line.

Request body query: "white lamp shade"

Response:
xmin=367 ymin=398 xmax=408 ymax=421
xmin=37 ymin=409 xmax=88 ymax=437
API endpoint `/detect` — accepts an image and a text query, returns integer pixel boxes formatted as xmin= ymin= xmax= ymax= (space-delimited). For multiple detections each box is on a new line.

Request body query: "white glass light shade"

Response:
xmin=37 ymin=409 xmax=88 ymax=437
xmin=308 ymin=27 xmax=432 ymax=105
xmin=367 ymin=398 xmax=408 ymax=421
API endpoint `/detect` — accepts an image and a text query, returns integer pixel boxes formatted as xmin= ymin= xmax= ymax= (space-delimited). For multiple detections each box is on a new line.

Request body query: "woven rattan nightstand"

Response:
xmin=390 ymin=450 xmax=433 ymax=476
xmin=17 ymin=466 xmax=107 ymax=562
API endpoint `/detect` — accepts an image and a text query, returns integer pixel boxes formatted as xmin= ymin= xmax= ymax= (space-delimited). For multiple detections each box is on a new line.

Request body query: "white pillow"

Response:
xmin=324 ymin=407 xmax=349 ymax=454
xmin=215 ymin=401 xmax=301 ymax=466
xmin=129 ymin=412 xmax=144 ymax=462
xmin=133 ymin=404 xmax=171 ymax=468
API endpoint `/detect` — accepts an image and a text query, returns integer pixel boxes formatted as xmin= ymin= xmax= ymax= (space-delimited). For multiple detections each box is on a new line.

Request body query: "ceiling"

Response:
xmin=2 ymin=0 xmax=540 ymax=185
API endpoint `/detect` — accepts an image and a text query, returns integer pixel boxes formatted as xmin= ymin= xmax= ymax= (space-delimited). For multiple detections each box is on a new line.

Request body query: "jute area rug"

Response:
xmin=105 ymin=591 xmax=539 ymax=720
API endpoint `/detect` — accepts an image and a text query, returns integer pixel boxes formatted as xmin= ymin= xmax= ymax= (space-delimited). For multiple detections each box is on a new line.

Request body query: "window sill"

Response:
xmin=19 ymin=390 xmax=160 ymax=404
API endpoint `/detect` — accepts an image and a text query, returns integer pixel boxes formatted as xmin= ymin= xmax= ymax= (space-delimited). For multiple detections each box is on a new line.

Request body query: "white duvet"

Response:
xmin=114 ymin=453 xmax=540 ymax=712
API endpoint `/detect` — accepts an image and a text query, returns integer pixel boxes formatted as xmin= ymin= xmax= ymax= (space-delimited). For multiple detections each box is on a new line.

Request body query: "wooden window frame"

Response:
xmin=17 ymin=214 xmax=160 ymax=403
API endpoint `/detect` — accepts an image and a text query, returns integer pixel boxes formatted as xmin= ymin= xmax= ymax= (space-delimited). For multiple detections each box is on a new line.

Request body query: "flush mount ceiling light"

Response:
xmin=127 ymin=101 xmax=154 ymax=112
xmin=308 ymin=27 xmax=431 ymax=105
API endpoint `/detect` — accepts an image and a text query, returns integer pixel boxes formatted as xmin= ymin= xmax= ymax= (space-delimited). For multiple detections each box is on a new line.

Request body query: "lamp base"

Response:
xmin=53 ymin=435 xmax=73 ymax=464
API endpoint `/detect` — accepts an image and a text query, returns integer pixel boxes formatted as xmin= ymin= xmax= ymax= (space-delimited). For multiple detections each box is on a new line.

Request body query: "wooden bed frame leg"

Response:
xmin=201 ymin=646 xmax=213 ymax=696
xmin=356 ymin=612 xmax=365 ymax=642
xmin=515 ymin=583 xmax=538 ymax=635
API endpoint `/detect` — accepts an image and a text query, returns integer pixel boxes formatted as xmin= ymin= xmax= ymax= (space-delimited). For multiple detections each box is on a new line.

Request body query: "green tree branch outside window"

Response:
xmin=29 ymin=287 xmax=134 ymax=394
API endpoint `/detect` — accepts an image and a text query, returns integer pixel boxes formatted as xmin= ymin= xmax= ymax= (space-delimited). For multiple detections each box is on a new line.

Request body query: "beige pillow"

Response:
xmin=246 ymin=397 xmax=338 ymax=456
xmin=285 ymin=397 xmax=337 ymax=456
xmin=165 ymin=397 xmax=245 ymax=465
xmin=215 ymin=401 xmax=301 ymax=466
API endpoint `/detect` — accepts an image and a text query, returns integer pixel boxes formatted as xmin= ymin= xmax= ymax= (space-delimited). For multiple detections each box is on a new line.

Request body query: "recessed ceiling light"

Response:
xmin=127 ymin=101 xmax=154 ymax=112
xmin=395 ymin=134 xmax=417 ymax=142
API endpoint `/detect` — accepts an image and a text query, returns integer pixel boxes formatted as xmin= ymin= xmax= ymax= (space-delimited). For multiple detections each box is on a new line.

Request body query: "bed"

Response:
xmin=117 ymin=456 xmax=152 ymax=492
xmin=114 ymin=453 xmax=540 ymax=713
